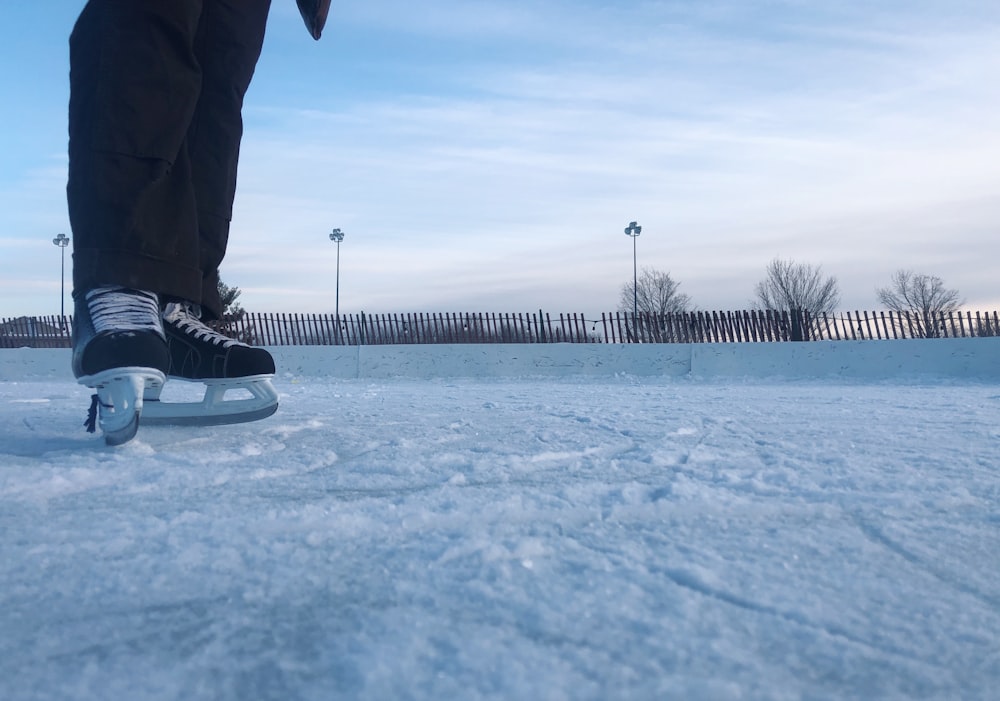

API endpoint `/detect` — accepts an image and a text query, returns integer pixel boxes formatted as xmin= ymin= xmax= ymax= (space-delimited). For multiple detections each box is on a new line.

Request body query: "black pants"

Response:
xmin=67 ymin=0 xmax=271 ymax=318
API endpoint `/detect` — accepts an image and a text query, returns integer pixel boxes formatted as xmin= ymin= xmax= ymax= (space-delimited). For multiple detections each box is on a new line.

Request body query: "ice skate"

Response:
xmin=144 ymin=301 xmax=278 ymax=426
xmin=73 ymin=286 xmax=170 ymax=445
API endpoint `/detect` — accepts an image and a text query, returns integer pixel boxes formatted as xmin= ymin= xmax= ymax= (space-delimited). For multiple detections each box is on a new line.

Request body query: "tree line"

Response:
xmin=620 ymin=259 xmax=968 ymax=339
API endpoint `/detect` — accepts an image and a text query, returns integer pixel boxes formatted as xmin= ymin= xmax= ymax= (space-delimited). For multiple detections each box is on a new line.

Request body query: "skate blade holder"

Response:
xmin=141 ymin=375 xmax=279 ymax=426
xmin=80 ymin=368 xmax=166 ymax=445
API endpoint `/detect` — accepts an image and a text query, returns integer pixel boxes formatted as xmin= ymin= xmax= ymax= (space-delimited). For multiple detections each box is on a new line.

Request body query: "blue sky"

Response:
xmin=2 ymin=0 xmax=999 ymax=317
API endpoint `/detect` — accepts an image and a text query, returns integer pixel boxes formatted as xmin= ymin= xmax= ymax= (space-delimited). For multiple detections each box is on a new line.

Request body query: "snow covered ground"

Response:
xmin=1 ymin=343 xmax=999 ymax=700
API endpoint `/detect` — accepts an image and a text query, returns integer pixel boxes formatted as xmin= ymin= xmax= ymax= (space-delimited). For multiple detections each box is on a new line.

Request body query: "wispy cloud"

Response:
xmin=2 ymin=1 xmax=999 ymax=315
xmin=230 ymin=0 xmax=1000 ymax=311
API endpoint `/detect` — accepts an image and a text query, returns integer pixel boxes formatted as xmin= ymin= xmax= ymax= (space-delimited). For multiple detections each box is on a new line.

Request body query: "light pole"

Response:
xmin=624 ymin=221 xmax=641 ymax=321
xmin=329 ymin=228 xmax=344 ymax=318
xmin=53 ymin=233 xmax=70 ymax=321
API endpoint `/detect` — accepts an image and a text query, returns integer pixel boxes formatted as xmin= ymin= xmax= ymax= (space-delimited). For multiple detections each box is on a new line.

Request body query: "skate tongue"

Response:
xmin=163 ymin=301 xmax=203 ymax=322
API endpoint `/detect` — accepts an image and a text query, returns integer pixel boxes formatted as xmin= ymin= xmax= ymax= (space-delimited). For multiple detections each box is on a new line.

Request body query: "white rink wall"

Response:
xmin=3 ymin=337 xmax=999 ymax=381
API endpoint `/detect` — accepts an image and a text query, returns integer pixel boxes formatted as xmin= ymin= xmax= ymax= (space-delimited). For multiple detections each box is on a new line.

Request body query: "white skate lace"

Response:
xmin=86 ymin=286 xmax=163 ymax=336
xmin=163 ymin=302 xmax=240 ymax=348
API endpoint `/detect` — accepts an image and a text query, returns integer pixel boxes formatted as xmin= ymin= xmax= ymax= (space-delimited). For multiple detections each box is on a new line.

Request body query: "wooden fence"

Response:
xmin=0 ymin=316 xmax=71 ymax=349
xmin=4 ymin=310 xmax=998 ymax=348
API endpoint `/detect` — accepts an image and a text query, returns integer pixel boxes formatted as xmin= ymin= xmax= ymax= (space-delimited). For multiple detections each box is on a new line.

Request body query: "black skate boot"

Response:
xmin=72 ymin=286 xmax=170 ymax=445
xmin=145 ymin=301 xmax=278 ymax=426
xmin=162 ymin=301 xmax=275 ymax=379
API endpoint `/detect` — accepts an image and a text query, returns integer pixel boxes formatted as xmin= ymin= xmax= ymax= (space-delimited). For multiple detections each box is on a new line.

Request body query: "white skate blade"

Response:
xmin=78 ymin=368 xmax=167 ymax=445
xmin=141 ymin=375 xmax=279 ymax=427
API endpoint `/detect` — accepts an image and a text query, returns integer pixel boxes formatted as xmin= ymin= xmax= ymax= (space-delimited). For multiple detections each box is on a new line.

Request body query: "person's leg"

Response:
xmin=67 ymin=0 xmax=278 ymax=442
xmin=67 ymin=0 xmax=205 ymax=302
xmin=160 ymin=0 xmax=275 ymax=382
xmin=186 ymin=0 xmax=272 ymax=318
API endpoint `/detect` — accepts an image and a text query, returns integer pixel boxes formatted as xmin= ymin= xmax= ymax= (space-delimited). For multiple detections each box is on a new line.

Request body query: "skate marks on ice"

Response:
xmin=851 ymin=512 xmax=1000 ymax=611
xmin=1 ymin=385 xmax=98 ymax=458
xmin=370 ymin=379 xmax=1000 ymax=691
xmin=274 ymin=378 xmax=1000 ymax=690
xmin=2 ymin=377 xmax=1000 ymax=699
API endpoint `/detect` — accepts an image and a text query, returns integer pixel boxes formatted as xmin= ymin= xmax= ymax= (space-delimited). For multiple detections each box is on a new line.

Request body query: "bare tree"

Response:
xmin=876 ymin=270 xmax=962 ymax=338
xmin=751 ymin=258 xmax=840 ymax=340
xmin=754 ymin=258 xmax=840 ymax=316
xmin=619 ymin=267 xmax=692 ymax=316
xmin=618 ymin=268 xmax=692 ymax=342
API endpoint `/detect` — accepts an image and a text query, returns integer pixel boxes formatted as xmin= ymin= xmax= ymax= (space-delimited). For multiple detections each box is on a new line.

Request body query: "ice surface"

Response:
xmin=1 ymin=362 xmax=999 ymax=699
